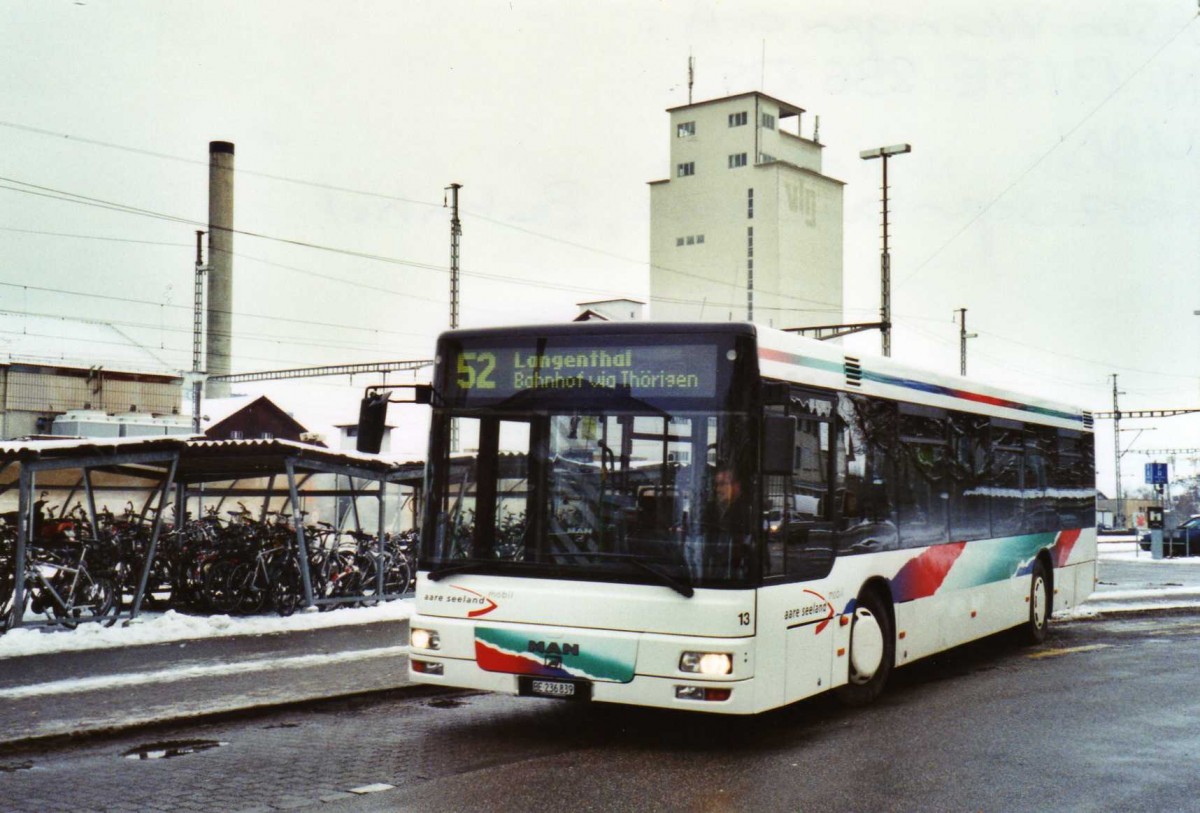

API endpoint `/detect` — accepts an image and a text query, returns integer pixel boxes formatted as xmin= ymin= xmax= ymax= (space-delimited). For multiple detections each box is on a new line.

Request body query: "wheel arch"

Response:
xmin=858 ymin=575 xmax=896 ymax=628
xmin=1035 ymin=548 xmax=1055 ymax=618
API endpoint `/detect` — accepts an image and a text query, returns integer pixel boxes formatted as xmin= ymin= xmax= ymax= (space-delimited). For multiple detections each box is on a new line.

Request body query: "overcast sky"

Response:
xmin=1 ymin=0 xmax=1198 ymax=495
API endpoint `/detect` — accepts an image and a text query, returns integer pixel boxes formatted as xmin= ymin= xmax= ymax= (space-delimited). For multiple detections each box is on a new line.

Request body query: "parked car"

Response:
xmin=1139 ymin=515 xmax=1200 ymax=557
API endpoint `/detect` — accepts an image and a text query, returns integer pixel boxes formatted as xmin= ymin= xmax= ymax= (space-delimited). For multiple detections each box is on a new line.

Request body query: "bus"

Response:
xmin=396 ymin=321 xmax=1096 ymax=714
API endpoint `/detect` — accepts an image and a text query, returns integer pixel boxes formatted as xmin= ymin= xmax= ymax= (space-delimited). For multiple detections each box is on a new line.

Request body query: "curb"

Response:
xmin=0 ymin=682 xmax=452 ymax=756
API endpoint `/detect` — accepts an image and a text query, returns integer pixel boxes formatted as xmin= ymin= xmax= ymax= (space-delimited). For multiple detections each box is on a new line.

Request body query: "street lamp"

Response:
xmin=860 ymin=143 xmax=912 ymax=357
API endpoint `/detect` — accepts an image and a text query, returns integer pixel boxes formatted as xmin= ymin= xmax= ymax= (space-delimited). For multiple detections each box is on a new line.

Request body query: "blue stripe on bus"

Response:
xmin=759 ymin=348 xmax=1084 ymax=425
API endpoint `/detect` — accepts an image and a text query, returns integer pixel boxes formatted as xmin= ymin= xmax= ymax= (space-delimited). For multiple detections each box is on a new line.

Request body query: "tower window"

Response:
xmin=677 ymin=162 xmax=695 ymax=177
xmin=728 ymin=153 xmax=747 ymax=169
xmin=728 ymin=111 xmax=748 ymax=127
xmin=677 ymin=121 xmax=696 ymax=137
xmin=747 ymin=188 xmax=754 ymax=219
xmin=761 ymin=112 xmax=776 ymax=129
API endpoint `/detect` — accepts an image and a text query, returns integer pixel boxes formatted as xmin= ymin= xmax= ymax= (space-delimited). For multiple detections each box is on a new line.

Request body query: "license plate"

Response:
xmin=530 ymin=679 xmax=576 ymax=697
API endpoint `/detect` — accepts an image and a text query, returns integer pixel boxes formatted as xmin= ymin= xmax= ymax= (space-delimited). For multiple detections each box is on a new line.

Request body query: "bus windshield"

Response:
xmin=425 ymin=409 xmax=758 ymax=590
xmin=422 ymin=326 xmax=760 ymax=590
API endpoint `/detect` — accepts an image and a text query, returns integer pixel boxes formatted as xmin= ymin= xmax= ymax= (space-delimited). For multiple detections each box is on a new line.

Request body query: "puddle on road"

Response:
xmin=0 ymin=761 xmax=35 ymax=773
xmin=122 ymin=739 xmax=228 ymax=761
xmin=428 ymin=698 xmax=466 ymax=709
xmin=263 ymin=722 xmax=301 ymax=730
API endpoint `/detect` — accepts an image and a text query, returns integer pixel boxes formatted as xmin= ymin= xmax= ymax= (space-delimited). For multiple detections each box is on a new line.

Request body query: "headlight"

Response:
xmin=410 ymin=628 xmax=440 ymax=650
xmin=679 ymin=651 xmax=733 ymax=676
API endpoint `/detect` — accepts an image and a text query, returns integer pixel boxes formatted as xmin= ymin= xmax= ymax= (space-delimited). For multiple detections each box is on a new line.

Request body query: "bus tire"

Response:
xmin=834 ymin=588 xmax=894 ymax=707
xmin=1020 ymin=559 xmax=1051 ymax=645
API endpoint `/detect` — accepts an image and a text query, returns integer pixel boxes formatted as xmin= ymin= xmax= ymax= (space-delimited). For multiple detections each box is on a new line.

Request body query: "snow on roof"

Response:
xmin=0 ymin=311 xmax=179 ymax=375
xmin=0 ymin=436 xmax=412 ymax=471
xmin=199 ymin=394 xmax=257 ymax=428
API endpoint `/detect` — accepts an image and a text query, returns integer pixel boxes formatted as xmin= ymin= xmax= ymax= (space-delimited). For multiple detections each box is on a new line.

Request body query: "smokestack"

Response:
xmin=205 ymin=140 xmax=235 ymax=397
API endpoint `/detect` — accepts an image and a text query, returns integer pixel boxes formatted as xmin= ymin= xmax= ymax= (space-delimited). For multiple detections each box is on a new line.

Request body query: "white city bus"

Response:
xmin=398 ymin=322 xmax=1096 ymax=714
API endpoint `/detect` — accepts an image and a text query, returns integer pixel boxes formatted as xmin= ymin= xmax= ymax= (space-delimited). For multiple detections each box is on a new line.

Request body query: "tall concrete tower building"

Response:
xmin=649 ymin=92 xmax=844 ymax=328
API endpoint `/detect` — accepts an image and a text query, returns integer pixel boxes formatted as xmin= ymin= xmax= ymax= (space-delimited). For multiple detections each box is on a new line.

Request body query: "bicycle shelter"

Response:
xmin=0 ymin=437 xmax=418 ymax=631
xmin=172 ymin=438 xmax=413 ymax=613
xmin=0 ymin=437 xmax=180 ymax=631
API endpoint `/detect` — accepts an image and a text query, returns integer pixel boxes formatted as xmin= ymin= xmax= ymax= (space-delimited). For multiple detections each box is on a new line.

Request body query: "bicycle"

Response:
xmin=3 ymin=539 xmax=119 ymax=631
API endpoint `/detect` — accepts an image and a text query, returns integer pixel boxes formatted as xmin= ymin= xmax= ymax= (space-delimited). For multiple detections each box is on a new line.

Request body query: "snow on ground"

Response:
xmin=1098 ymin=540 xmax=1200 ymax=564
xmin=0 ymin=598 xmax=413 ymax=659
xmin=1060 ymin=588 xmax=1200 ymax=619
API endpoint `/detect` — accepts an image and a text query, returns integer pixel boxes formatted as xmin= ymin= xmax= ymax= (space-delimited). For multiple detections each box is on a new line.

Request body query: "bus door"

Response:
xmin=764 ymin=388 xmax=836 ymax=580
xmin=442 ymin=416 xmax=532 ymax=561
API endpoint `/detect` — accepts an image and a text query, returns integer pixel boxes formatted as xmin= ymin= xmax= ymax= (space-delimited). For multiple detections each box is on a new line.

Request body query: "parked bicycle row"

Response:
xmin=0 ymin=499 xmax=417 ymax=634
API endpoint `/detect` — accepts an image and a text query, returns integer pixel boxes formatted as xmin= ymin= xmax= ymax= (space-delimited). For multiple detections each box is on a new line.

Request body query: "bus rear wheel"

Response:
xmin=834 ymin=588 xmax=894 ymax=707
xmin=1020 ymin=560 xmax=1051 ymax=645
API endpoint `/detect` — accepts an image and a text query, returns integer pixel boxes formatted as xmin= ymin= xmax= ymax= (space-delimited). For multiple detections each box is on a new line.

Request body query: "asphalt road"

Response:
xmin=0 ymin=621 xmax=409 ymax=745
xmin=3 ymin=611 xmax=1198 ymax=813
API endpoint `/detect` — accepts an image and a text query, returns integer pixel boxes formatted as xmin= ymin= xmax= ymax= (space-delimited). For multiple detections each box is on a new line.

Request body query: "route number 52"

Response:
xmin=457 ymin=351 xmax=497 ymax=390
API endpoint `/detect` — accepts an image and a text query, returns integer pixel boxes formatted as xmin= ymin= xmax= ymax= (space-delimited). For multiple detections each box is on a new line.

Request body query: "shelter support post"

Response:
xmin=285 ymin=459 xmax=316 ymax=609
xmin=82 ymin=469 xmax=99 ymax=536
xmin=260 ymin=475 xmax=276 ymax=523
xmin=130 ymin=455 xmax=179 ymax=620
xmin=11 ymin=468 xmax=32 ymax=629
xmin=377 ymin=475 xmax=386 ymax=598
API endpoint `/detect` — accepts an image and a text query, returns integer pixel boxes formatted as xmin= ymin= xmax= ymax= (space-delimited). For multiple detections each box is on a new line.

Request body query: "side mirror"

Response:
xmin=762 ymin=415 xmax=796 ymax=475
xmin=356 ymin=384 xmax=436 ymax=453
xmin=356 ymin=394 xmax=389 ymax=454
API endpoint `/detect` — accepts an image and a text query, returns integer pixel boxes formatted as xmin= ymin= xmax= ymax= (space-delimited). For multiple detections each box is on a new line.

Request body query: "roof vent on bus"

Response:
xmin=844 ymin=356 xmax=863 ymax=387
xmin=1082 ymin=411 xmax=1094 ymax=430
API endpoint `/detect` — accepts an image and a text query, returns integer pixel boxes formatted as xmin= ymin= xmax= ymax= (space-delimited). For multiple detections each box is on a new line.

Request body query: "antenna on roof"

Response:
xmin=760 ymin=39 xmax=766 ymax=90
xmin=688 ymin=54 xmax=694 ymax=104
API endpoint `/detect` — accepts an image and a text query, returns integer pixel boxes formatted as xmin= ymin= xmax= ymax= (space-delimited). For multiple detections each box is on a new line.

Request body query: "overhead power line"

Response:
xmin=897 ymin=13 xmax=1198 ymax=290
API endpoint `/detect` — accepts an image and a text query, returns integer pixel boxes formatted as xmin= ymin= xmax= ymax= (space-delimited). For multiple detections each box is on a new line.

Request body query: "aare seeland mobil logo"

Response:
xmin=423 ymin=584 xmax=499 ymax=617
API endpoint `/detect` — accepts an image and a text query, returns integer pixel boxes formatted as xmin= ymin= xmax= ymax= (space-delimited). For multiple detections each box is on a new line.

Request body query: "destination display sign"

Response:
xmin=444 ymin=341 xmax=720 ymax=404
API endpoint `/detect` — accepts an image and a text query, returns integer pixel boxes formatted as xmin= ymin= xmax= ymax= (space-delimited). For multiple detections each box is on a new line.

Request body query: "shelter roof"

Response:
xmin=0 ymin=437 xmax=414 ymax=487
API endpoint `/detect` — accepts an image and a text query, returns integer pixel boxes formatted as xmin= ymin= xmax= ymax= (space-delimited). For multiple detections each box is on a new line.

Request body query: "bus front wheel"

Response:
xmin=834 ymin=588 xmax=894 ymax=707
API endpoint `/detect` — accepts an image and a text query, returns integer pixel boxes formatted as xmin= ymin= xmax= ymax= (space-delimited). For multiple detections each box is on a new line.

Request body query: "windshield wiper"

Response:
xmin=550 ymin=551 xmax=694 ymax=598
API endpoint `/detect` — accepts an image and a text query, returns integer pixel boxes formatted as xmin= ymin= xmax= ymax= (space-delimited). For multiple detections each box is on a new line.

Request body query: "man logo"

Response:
xmin=528 ymin=640 xmax=580 ymax=668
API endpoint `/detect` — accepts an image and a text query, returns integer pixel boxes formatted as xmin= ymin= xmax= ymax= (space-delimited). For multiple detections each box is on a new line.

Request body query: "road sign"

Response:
xmin=1145 ymin=462 xmax=1168 ymax=485
xmin=1147 ymin=506 xmax=1164 ymax=530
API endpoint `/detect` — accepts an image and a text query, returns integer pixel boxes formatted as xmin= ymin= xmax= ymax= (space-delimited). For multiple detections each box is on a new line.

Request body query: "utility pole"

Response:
xmin=192 ymin=230 xmax=208 ymax=434
xmin=954 ymin=308 xmax=977 ymax=376
xmin=1112 ymin=374 xmax=1124 ymax=528
xmin=860 ymin=144 xmax=911 ymax=357
xmin=445 ymin=183 xmax=462 ymax=453
xmin=445 ymin=183 xmax=462 ymax=329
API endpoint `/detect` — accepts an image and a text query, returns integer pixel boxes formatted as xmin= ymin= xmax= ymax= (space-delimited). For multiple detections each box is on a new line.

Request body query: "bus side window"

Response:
xmin=836 ymin=394 xmax=900 ymax=553
xmin=895 ymin=404 xmax=950 ymax=547
xmin=948 ymin=412 xmax=990 ymax=542
xmin=990 ymin=420 xmax=1024 ymax=538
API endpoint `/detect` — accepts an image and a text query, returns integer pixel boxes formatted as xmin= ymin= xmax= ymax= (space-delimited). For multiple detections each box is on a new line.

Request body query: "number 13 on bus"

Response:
xmin=358 ymin=322 xmax=1095 ymax=713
